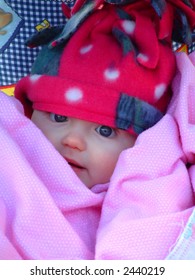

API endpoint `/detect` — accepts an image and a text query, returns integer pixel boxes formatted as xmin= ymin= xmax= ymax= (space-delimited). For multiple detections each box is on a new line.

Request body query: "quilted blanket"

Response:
xmin=0 ymin=52 xmax=195 ymax=260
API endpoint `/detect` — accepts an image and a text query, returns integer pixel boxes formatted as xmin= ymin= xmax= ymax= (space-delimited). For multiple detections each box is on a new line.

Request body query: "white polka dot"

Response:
xmin=154 ymin=83 xmax=167 ymax=100
xmin=104 ymin=68 xmax=120 ymax=81
xmin=65 ymin=87 xmax=83 ymax=102
xmin=121 ymin=20 xmax=135 ymax=34
xmin=80 ymin=44 xmax=93 ymax=54
xmin=30 ymin=74 xmax=41 ymax=83
xmin=137 ymin=53 xmax=149 ymax=63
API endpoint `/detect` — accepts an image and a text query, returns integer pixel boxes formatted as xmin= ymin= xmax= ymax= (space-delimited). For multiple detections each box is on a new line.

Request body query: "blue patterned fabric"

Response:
xmin=0 ymin=0 xmax=75 ymax=86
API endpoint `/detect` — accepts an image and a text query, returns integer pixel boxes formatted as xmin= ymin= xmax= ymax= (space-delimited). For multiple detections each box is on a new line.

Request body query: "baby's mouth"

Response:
xmin=65 ymin=158 xmax=85 ymax=170
xmin=69 ymin=162 xmax=83 ymax=169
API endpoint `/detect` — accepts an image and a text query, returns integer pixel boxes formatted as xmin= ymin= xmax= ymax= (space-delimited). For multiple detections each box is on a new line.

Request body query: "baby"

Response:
xmin=15 ymin=1 xmax=176 ymax=188
xmin=31 ymin=111 xmax=136 ymax=188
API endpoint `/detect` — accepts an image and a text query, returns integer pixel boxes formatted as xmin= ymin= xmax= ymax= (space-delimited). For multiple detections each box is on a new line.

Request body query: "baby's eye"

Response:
xmin=96 ymin=125 xmax=116 ymax=138
xmin=50 ymin=113 xmax=68 ymax=122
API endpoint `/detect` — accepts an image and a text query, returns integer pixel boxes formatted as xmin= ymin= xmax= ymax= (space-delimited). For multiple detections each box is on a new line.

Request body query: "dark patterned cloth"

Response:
xmin=0 ymin=0 xmax=75 ymax=87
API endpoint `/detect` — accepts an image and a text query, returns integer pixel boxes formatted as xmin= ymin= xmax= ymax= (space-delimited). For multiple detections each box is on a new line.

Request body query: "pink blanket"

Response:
xmin=0 ymin=52 xmax=195 ymax=260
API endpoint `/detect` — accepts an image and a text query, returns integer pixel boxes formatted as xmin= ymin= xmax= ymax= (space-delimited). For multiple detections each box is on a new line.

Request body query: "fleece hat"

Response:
xmin=14 ymin=0 xmax=195 ymax=134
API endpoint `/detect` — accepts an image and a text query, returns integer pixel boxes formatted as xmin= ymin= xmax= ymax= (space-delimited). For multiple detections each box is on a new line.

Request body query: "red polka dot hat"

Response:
xmin=14 ymin=0 xmax=195 ymax=134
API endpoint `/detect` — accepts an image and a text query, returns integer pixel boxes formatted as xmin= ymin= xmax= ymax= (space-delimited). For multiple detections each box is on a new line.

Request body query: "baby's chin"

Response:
xmin=78 ymin=174 xmax=105 ymax=189
xmin=69 ymin=164 xmax=110 ymax=189
xmin=81 ymin=176 xmax=110 ymax=190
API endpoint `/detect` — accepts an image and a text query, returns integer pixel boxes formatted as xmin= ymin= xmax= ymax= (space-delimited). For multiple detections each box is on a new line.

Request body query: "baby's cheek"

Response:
xmin=99 ymin=153 xmax=119 ymax=179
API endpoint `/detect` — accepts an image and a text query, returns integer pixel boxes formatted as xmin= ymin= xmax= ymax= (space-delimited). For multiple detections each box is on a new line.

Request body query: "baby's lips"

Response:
xmin=64 ymin=157 xmax=85 ymax=169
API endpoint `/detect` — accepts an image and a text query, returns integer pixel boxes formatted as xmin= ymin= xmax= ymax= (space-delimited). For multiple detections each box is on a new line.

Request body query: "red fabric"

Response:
xmin=15 ymin=4 xmax=176 ymax=129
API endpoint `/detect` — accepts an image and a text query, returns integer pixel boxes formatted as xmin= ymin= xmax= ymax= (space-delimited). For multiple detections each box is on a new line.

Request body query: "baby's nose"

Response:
xmin=61 ymin=128 xmax=87 ymax=151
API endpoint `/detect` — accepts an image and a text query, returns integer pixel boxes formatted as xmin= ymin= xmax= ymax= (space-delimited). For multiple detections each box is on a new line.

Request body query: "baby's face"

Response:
xmin=31 ymin=110 xmax=136 ymax=188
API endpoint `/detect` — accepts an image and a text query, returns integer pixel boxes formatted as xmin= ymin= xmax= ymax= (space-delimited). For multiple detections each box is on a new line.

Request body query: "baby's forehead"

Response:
xmin=40 ymin=110 xmax=137 ymax=140
xmin=34 ymin=110 xmax=113 ymax=127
